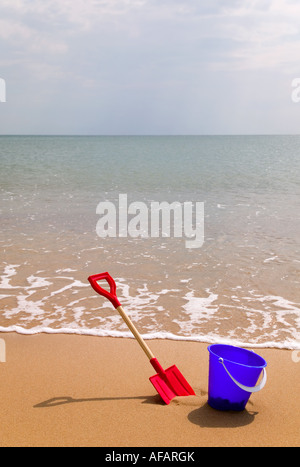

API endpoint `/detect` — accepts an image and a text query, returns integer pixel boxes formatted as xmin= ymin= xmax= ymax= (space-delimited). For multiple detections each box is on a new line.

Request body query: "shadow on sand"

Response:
xmin=34 ymin=392 xmax=258 ymax=429
xmin=188 ymin=401 xmax=258 ymax=428
xmin=34 ymin=394 xmax=163 ymax=408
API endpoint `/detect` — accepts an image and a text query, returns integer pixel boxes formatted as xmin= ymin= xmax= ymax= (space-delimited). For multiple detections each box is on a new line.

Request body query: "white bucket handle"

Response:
xmin=219 ymin=357 xmax=267 ymax=393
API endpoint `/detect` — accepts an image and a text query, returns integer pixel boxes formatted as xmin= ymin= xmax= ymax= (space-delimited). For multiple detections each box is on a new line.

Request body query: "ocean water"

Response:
xmin=0 ymin=135 xmax=299 ymax=349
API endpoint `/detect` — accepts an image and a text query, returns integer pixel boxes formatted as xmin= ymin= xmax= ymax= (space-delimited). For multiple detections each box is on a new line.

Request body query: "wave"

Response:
xmin=0 ymin=324 xmax=299 ymax=350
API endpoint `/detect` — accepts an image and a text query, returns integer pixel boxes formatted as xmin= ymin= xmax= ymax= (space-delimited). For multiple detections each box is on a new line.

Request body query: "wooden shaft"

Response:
xmin=116 ymin=306 xmax=154 ymax=360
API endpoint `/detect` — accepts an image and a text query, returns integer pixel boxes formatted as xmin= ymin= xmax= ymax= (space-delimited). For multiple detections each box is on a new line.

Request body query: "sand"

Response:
xmin=0 ymin=332 xmax=299 ymax=447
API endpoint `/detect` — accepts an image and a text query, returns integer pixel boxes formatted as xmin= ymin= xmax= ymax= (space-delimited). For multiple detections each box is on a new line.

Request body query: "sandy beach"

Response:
xmin=0 ymin=332 xmax=298 ymax=447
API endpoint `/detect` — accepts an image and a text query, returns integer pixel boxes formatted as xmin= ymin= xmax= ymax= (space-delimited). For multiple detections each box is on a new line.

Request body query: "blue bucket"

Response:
xmin=207 ymin=344 xmax=267 ymax=411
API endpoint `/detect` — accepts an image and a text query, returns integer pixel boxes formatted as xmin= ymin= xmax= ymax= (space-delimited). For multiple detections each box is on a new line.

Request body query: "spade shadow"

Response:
xmin=34 ymin=394 xmax=163 ymax=408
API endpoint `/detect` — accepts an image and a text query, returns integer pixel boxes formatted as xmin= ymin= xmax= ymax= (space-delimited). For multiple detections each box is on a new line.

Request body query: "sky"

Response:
xmin=0 ymin=0 xmax=300 ymax=135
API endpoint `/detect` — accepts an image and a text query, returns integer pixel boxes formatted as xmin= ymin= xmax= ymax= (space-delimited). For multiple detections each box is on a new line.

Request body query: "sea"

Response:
xmin=0 ymin=135 xmax=299 ymax=349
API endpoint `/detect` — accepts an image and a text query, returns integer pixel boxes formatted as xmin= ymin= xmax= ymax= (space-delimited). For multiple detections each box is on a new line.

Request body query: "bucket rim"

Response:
xmin=208 ymin=343 xmax=267 ymax=369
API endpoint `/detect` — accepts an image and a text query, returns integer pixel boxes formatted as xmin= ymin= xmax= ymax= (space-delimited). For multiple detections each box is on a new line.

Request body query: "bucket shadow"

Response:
xmin=34 ymin=394 xmax=162 ymax=408
xmin=188 ymin=402 xmax=258 ymax=428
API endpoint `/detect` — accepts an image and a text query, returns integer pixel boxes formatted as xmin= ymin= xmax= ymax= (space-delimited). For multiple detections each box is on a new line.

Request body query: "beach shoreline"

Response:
xmin=0 ymin=332 xmax=298 ymax=447
xmin=1 ymin=136 xmax=299 ymax=350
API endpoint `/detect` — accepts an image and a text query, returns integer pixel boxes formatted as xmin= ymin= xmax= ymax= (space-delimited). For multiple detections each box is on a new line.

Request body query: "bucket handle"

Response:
xmin=219 ymin=357 xmax=267 ymax=393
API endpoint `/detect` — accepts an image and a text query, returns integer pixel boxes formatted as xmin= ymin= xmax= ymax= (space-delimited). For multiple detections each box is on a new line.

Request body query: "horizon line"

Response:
xmin=0 ymin=133 xmax=299 ymax=137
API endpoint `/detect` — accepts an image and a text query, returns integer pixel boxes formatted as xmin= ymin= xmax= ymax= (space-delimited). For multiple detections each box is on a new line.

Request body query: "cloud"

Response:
xmin=212 ymin=0 xmax=300 ymax=71
xmin=0 ymin=0 xmax=146 ymax=31
xmin=0 ymin=18 xmax=32 ymax=41
xmin=2 ymin=0 xmax=299 ymax=70
xmin=0 ymin=12 xmax=68 ymax=57
xmin=1 ymin=0 xmax=300 ymax=134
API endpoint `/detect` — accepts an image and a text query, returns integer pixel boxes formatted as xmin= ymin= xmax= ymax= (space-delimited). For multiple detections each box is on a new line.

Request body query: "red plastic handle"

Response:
xmin=88 ymin=272 xmax=121 ymax=309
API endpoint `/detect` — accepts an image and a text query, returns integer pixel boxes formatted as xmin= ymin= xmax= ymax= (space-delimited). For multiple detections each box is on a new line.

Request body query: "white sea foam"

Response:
xmin=175 ymin=289 xmax=219 ymax=334
xmin=263 ymin=256 xmax=279 ymax=263
xmin=27 ymin=275 xmax=53 ymax=288
xmin=0 ymin=324 xmax=299 ymax=350
xmin=0 ymin=265 xmax=20 ymax=289
xmin=0 ymin=266 xmax=299 ymax=349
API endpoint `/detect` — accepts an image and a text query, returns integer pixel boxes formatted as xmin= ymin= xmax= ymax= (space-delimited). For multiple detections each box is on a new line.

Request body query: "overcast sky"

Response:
xmin=0 ymin=0 xmax=300 ymax=135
